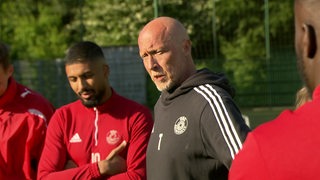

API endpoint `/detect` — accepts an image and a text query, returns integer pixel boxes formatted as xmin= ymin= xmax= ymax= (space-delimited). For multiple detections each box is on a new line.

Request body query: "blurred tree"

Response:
xmin=0 ymin=0 xmax=294 ymax=96
xmin=0 ymin=0 xmax=79 ymax=60
xmin=216 ymin=1 xmax=266 ymax=90
xmin=71 ymin=0 xmax=154 ymax=46
xmin=215 ymin=0 xmax=293 ymax=91
xmin=154 ymin=0 xmax=215 ymax=59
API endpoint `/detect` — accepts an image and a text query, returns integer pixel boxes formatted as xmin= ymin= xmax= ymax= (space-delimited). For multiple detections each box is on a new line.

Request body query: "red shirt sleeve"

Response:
xmin=37 ymin=112 xmax=101 ymax=180
xmin=228 ymin=132 xmax=269 ymax=180
xmin=107 ymin=109 xmax=153 ymax=180
xmin=28 ymin=114 xmax=48 ymax=176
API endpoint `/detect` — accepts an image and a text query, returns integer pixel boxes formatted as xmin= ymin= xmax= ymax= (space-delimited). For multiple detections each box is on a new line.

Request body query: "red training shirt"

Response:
xmin=0 ymin=77 xmax=55 ymax=180
xmin=38 ymin=90 xmax=153 ymax=180
xmin=229 ymin=85 xmax=320 ymax=180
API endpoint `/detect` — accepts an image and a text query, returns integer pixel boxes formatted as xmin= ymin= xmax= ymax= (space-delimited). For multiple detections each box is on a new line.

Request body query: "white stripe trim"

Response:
xmin=94 ymin=107 xmax=99 ymax=146
xmin=194 ymin=84 xmax=242 ymax=159
xmin=205 ymin=84 xmax=243 ymax=149
xmin=195 ymin=86 xmax=236 ymax=158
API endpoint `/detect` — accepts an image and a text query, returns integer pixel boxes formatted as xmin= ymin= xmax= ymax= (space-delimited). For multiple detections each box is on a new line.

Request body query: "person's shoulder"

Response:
xmin=29 ymin=92 xmax=54 ymax=110
xmin=14 ymin=83 xmax=55 ymax=119
xmin=47 ymin=100 xmax=84 ymax=126
xmin=115 ymin=92 xmax=150 ymax=110
xmin=250 ymin=109 xmax=293 ymax=139
xmin=55 ymin=100 xmax=82 ymax=113
xmin=16 ymin=83 xmax=51 ymax=105
xmin=193 ymin=83 xmax=236 ymax=110
xmin=117 ymin=97 xmax=153 ymax=122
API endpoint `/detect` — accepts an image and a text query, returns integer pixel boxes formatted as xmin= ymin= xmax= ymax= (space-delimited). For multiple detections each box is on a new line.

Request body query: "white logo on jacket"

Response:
xmin=174 ymin=116 xmax=188 ymax=135
xmin=106 ymin=130 xmax=121 ymax=145
xmin=21 ymin=88 xmax=31 ymax=98
xmin=70 ymin=133 xmax=82 ymax=143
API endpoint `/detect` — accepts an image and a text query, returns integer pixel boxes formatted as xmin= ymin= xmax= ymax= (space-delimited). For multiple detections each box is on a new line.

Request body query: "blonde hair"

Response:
xmin=295 ymin=86 xmax=311 ymax=109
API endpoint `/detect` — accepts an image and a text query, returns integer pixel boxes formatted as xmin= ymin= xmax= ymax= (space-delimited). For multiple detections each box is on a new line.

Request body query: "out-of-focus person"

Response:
xmin=0 ymin=41 xmax=55 ymax=179
xmin=295 ymin=86 xmax=311 ymax=109
xmin=229 ymin=1 xmax=320 ymax=179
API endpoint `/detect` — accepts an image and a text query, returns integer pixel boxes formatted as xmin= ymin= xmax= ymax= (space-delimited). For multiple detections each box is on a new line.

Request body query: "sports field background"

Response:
xmin=241 ymin=106 xmax=292 ymax=129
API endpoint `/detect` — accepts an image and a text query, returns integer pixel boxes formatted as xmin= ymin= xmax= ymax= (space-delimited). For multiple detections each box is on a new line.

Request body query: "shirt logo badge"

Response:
xmin=106 ymin=130 xmax=121 ymax=145
xmin=70 ymin=133 xmax=82 ymax=143
xmin=174 ymin=116 xmax=188 ymax=135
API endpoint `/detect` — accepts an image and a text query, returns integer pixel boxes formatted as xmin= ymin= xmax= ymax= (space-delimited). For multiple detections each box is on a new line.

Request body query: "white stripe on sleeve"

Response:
xmin=194 ymin=84 xmax=243 ymax=159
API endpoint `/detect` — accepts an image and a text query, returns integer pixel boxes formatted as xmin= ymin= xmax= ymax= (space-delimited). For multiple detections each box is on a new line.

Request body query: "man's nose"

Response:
xmin=145 ymin=55 xmax=158 ymax=70
xmin=78 ymin=78 xmax=88 ymax=90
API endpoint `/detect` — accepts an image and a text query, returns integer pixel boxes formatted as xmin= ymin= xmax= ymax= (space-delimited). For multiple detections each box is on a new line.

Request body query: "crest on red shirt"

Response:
xmin=106 ymin=130 xmax=121 ymax=145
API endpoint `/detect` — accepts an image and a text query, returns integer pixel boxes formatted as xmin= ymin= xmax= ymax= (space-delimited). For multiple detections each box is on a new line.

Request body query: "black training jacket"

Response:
xmin=146 ymin=68 xmax=251 ymax=180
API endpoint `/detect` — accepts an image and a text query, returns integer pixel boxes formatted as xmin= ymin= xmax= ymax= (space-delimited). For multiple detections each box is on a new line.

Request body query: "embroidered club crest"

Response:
xmin=106 ymin=130 xmax=121 ymax=145
xmin=174 ymin=116 xmax=188 ymax=135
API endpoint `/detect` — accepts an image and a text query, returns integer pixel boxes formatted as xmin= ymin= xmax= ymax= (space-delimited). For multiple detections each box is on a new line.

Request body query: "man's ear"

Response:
xmin=183 ymin=39 xmax=192 ymax=55
xmin=302 ymin=24 xmax=317 ymax=59
xmin=103 ymin=64 xmax=110 ymax=77
xmin=7 ymin=64 xmax=14 ymax=77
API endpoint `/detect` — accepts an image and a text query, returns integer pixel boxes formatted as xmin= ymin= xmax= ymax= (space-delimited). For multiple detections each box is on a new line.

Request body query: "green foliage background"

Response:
xmin=0 ymin=0 xmax=298 ymax=108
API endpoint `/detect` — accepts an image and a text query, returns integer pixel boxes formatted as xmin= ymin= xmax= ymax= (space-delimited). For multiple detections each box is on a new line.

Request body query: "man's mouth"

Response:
xmin=79 ymin=90 xmax=94 ymax=99
xmin=153 ymin=74 xmax=165 ymax=81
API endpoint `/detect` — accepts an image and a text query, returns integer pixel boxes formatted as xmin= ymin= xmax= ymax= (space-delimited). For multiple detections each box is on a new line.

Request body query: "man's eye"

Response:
xmin=69 ymin=78 xmax=77 ymax=82
xmin=141 ymin=55 xmax=149 ymax=61
xmin=84 ymin=74 xmax=94 ymax=79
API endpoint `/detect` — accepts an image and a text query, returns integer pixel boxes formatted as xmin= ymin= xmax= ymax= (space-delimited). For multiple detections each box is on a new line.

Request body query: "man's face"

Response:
xmin=138 ymin=29 xmax=186 ymax=92
xmin=0 ymin=65 xmax=13 ymax=97
xmin=65 ymin=61 xmax=108 ymax=107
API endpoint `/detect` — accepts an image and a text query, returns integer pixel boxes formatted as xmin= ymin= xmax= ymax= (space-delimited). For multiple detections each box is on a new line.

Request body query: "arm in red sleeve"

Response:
xmin=28 ymin=114 xmax=48 ymax=178
xmin=107 ymin=110 xmax=153 ymax=180
xmin=37 ymin=112 xmax=101 ymax=180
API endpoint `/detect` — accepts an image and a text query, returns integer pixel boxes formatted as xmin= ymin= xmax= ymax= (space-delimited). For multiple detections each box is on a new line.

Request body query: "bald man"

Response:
xmin=138 ymin=17 xmax=250 ymax=180
xmin=229 ymin=1 xmax=320 ymax=179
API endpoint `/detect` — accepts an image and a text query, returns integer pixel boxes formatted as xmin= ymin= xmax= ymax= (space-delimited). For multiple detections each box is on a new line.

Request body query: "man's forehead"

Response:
xmin=139 ymin=38 xmax=170 ymax=53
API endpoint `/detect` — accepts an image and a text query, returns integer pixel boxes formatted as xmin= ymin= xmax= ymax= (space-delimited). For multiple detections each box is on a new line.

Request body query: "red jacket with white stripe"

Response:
xmin=0 ymin=77 xmax=55 ymax=180
xmin=37 ymin=90 xmax=153 ymax=180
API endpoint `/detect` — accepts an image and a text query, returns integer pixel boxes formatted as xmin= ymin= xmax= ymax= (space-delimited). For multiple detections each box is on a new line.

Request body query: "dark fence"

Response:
xmin=13 ymin=45 xmax=301 ymax=109
xmin=13 ymin=46 xmax=147 ymax=108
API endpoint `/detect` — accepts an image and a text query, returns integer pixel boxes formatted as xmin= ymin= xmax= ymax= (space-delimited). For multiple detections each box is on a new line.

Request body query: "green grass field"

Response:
xmin=240 ymin=106 xmax=293 ymax=129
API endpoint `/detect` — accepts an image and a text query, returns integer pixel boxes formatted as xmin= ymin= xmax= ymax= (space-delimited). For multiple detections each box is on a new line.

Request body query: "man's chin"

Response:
xmin=81 ymin=99 xmax=99 ymax=108
xmin=156 ymin=83 xmax=173 ymax=92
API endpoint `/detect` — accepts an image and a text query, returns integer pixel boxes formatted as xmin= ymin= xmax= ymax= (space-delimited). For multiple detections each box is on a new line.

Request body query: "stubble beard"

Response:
xmin=81 ymin=98 xmax=99 ymax=108
xmin=80 ymin=88 xmax=105 ymax=108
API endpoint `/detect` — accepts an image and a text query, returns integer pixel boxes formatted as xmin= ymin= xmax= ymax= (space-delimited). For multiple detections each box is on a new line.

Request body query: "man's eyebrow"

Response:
xmin=148 ymin=49 xmax=158 ymax=54
xmin=141 ymin=49 xmax=156 ymax=57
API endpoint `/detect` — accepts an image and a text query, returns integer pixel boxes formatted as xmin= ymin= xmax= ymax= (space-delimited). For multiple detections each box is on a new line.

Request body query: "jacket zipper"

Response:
xmin=94 ymin=107 xmax=99 ymax=146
